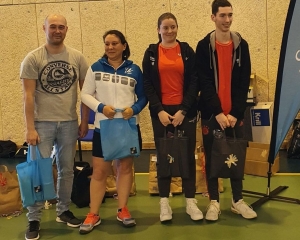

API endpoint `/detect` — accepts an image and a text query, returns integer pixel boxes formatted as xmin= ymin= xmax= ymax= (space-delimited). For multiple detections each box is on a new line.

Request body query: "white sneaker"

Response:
xmin=159 ymin=198 xmax=172 ymax=222
xmin=231 ymin=199 xmax=257 ymax=219
xmin=205 ymin=200 xmax=220 ymax=221
xmin=186 ymin=198 xmax=203 ymax=220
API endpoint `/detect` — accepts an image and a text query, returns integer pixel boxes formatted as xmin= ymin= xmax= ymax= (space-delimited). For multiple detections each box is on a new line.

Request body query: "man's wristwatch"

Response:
xmin=181 ymin=110 xmax=187 ymax=116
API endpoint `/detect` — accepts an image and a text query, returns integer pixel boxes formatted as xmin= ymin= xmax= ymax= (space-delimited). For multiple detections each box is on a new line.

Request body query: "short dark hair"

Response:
xmin=102 ymin=30 xmax=130 ymax=60
xmin=157 ymin=12 xmax=178 ymax=42
xmin=211 ymin=0 xmax=232 ymax=15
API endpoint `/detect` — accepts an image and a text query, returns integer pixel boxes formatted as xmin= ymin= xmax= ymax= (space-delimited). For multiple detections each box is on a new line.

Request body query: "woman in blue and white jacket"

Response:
xmin=80 ymin=30 xmax=147 ymax=234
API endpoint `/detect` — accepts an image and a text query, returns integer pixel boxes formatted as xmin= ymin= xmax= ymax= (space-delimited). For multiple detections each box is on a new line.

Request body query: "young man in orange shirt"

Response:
xmin=196 ymin=0 xmax=257 ymax=221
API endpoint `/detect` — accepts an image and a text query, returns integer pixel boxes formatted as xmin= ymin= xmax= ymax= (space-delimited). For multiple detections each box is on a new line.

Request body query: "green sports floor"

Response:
xmin=1 ymin=173 xmax=300 ymax=240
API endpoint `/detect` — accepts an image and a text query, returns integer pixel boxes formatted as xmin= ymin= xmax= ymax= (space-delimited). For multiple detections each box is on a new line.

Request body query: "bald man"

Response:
xmin=20 ymin=14 xmax=89 ymax=240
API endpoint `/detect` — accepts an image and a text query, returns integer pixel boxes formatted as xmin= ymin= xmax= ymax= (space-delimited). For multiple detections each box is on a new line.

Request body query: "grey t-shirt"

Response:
xmin=20 ymin=45 xmax=88 ymax=121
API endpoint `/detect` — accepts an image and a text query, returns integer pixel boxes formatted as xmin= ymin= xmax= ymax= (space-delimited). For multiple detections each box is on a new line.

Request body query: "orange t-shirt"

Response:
xmin=216 ymin=40 xmax=233 ymax=115
xmin=158 ymin=43 xmax=184 ymax=105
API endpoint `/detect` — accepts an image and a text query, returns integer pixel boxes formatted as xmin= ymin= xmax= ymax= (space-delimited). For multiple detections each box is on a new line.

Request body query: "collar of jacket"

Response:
xmin=98 ymin=57 xmax=133 ymax=69
xmin=147 ymin=40 xmax=189 ymax=56
xmin=209 ymin=31 xmax=241 ymax=51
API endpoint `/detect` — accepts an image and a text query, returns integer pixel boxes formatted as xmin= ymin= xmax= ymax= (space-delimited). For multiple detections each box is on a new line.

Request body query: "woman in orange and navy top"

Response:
xmin=142 ymin=12 xmax=201 ymax=223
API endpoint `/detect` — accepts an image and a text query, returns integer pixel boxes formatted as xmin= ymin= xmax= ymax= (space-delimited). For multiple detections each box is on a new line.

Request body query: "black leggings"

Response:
xmin=202 ymin=115 xmax=244 ymax=201
xmin=151 ymin=105 xmax=197 ymax=198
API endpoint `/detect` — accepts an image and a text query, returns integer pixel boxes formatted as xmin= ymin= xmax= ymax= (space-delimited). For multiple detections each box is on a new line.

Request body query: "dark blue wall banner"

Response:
xmin=269 ymin=0 xmax=300 ymax=163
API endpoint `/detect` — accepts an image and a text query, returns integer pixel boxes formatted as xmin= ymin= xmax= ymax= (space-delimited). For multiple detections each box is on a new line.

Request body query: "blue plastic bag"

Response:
xmin=16 ymin=146 xmax=56 ymax=207
xmin=100 ymin=117 xmax=140 ymax=161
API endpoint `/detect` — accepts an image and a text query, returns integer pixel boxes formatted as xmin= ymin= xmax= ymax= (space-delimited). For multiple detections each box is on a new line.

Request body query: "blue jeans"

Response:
xmin=26 ymin=120 xmax=78 ymax=221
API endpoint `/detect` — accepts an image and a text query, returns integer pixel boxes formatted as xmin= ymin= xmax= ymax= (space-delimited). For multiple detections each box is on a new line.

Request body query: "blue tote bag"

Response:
xmin=100 ymin=117 xmax=140 ymax=161
xmin=16 ymin=146 xmax=56 ymax=207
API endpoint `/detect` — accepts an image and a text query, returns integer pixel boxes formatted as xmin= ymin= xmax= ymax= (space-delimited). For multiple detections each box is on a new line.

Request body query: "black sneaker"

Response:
xmin=25 ymin=221 xmax=40 ymax=240
xmin=56 ymin=210 xmax=82 ymax=227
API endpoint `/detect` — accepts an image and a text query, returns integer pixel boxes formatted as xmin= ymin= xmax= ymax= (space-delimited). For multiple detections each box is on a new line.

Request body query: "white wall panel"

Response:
xmin=80 ymin=1 xmax=125 ymax=65
xmin=0 ymin=4 xmax=38 ymax=142
xmin=230 ymin=0 xmax=268 ymax=80
xmin=13 ymin=0 xmax=36 ymax=4
xmin=267 ymin=0 xmax=290 ymax=101
xmin=0 ymin=0 xmax=12 ymax=5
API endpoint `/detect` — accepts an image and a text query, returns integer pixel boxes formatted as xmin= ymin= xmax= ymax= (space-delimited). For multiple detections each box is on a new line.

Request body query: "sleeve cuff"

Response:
xmin=131 ymin=106 xmax=139 ymax=115
xmin=97 ymin=103 xmax=105 ymax=113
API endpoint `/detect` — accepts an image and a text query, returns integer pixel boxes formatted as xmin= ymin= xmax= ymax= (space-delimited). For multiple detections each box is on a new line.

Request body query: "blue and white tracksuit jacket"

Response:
xmin=81 ymin=58 xmax=147 ymax=129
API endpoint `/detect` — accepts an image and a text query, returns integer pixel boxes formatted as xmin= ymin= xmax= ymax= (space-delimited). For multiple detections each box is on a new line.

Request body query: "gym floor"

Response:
xmin=1 ymin=150 xmax=300 ymax=240
xmin=1 ymin=174 xmax=300 ymax=240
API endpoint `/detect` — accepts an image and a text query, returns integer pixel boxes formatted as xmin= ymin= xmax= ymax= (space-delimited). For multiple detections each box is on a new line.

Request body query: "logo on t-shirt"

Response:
xmin=39 ymin=61 xmax=77 ymax=94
